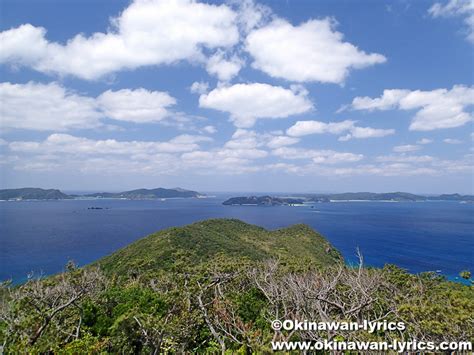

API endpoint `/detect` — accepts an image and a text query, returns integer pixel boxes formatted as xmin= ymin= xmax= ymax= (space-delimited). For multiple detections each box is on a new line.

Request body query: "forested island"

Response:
xmin=0 ymin=188 xmax=71 ymax=201
xmin=0 ymin=219 xmax=472 ymax=353
xmin=222 ymin=195 xmax=305 ymax=206
xmin=2 ymin=188 xmax=473 ymax=203
xmin=223 ymin=192 xmax=474 ymax=205
xmin=0 ymin=187 xmax=203 ymax=200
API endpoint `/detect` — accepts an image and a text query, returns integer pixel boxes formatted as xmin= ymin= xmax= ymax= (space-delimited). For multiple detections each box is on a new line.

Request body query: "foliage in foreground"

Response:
xmin=1 ymin=219 xmax=473 ymax=353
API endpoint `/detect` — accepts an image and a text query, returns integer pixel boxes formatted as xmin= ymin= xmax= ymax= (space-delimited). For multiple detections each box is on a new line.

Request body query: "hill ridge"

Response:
xmin=96 ymin=218 xmax=343 ymax=275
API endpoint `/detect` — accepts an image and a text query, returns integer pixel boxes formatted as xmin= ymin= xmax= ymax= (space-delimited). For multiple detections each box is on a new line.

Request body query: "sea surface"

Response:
xmin=1 ymin=195 xmax=473 ymax=283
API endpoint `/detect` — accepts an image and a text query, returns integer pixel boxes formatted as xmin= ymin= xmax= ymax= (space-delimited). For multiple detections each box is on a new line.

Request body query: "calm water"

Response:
xmin=1 ymin=195 xmax=473 ymax=283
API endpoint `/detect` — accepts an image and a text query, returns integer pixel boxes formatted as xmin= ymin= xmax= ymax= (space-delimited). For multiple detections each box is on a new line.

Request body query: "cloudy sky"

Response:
xmin=0 ymin=0 xmax=473 ymax=193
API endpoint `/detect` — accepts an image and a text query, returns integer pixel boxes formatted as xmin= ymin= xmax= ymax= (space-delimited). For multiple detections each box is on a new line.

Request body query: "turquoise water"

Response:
xmin=1 ymin=196 xmax=473 ymax=283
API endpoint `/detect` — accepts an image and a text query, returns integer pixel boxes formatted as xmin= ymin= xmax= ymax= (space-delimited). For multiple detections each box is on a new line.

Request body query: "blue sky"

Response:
xmin=0 ymin=0 xmax=473 ymax=193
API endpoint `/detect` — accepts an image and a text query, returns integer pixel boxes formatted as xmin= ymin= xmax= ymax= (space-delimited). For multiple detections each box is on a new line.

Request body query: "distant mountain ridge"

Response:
xmin=0 ymin=188 xmax=71 ymax=201
xmin=84 ymin=187 xmax=202 ymax=199
xmin=223 ymin=192 xmax=474 ymax=205
xmin=0 ymin=187 xmax=202 ymax=200
xmin=2 ymin=188 xmax=473 ymax=202
xmin=222 ymin=195 xmax=304 ymax=206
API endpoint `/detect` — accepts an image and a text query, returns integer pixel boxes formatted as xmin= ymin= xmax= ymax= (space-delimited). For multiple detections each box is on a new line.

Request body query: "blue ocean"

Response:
xmin=1 ymin=195 xmax=473 ymax=283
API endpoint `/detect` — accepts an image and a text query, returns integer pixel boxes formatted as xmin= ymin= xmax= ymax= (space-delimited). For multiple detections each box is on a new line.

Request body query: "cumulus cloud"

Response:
xmin=202 ymin=125 xmax=217 ymax=134
xmin=9 ymin=133 xmax=212 ymax=155
xmin=5 ymin=132 xmax=269 ymax=175
xmin=338 ymin=126 xmax=395 ymax=141
xmin=443 ymin=138 xmax=463 ymax=144
xmin=287 ymin=120 xmax=354 ymax=136
xmin=417 ymin=138 xmax=433 ymax=144
xmin=349 ymin=85 xmax=474 ymax=131
xmin=4 ymin=131 xmax=471 ymax=178
xmin=266 ymin=136 xmax=300 ymax=149
xmin=272 ymin=146 xmax=364 ymax=164
xmin=0 ymin=0 xmax=239 ymax=80
xmin=5 ymin=133 xmax=217 ymax=175
xmin=0 ymin=81 xmax=181 ymax=130
xmin=286 ymin=120 xmax=395 ymax=141
xmin=234 ymin=0 xmax=272 ymax=34
xmin=181 ymin=129 xmax=269 ymax=174
xmin=206 ymin=51 xmax=243 ymax=81
xmin=429 ymin=0 xmax=474 ymax=43
xmin=199 ymin=83 xmax=313 ymax=127
xmin=190 ymin=81 xmax=209 ymax=94
xmin=393 ymin=144 xmax=421 ymax=153
xmin=375 ymin=154 xmax=435 ymax=163
xmin=97 ymin=88 xmax=176 ymax=123
xmin=261 ymin=155 xmax=472 ymax=177
xmin=245 ymin=18 xmax=386 ymax=83
xmin=0 ymin=81 xmax=102 ymax=131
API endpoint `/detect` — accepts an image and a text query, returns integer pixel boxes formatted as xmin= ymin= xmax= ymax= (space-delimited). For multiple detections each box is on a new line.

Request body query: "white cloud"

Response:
xmin=375 ymin=155 xmax=435 ymax=163
xmin=393 ymin=144 xmax=421 ymax=153
xmin=5 ymin=132 xmax=271 ymax=175
xmin=429 ymin=0 xmax=474 ymax=43
xmin=224 ymin=128 xmax=264 ymax=150
xmin=338 ymin=126 xmax=395 ymax=141
xmin=260 ymin=159 xmax=467 ymax=177
xmin=0 ymin=81 xmax=101 ymax=131
xmin=199 ymin=83 xmax=313 ymax=127
xmin=0 ymin=0 xmax=239 ymax=80
xmin=234 ymin=0 xmax=272 ymax=34
xmin=417 ymin=138 xmax=433 ymax=144
xmin=181 ymin=129 xmax=268 ymax=174
xmin=278 ymin=153 xmax=473 ymax=177
xmin=4 ymin=132 xmax=472 ymax=178
xmin=245 ymin=18 xmax=386 ymax=83
xmin=97 ymin=88 xmax=176 ymax=123
xmin=287 ymin=120 xmax=354 ymax=136
xmin=190 ymin=81 xmax=209 ymax=94
xmin=5 ymin=133 xmax=216 ymax=175
xmin=206 ymin=51 xmax=243 ymax=81
xmin=272 ymin=146 xmax=364 ymax=164
xmin=266 ymin=135 xmax=300 ymax=149
xmin=286 ymin=120 xmax=394 ymax=141
xmin=0 ymin=81 xmax=184 ymax=130
xmin=349 ymin=85 xmax=474 ymax=131
xmin=350 ymin=89 xmax=409 ymax=111
xmin=202 ymin=125 xmax=217 ymax=134
xmin=9 ymin=133 xmax=211 ymax=155
xmin=443 ymin=138 xmax=463 ymax=144
xmin=222 ymin=128 xmax=300 ymax=150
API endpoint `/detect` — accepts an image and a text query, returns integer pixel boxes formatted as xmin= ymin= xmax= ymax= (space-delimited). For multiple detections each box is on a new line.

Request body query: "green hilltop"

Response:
xmin=97 ymin=218 xmax=343 ymax=275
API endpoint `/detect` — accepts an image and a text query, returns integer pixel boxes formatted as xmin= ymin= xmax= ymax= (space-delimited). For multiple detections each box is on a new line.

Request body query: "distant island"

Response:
xmin=0 ymin=187 xmax=203 ymax=201
xmin=82 ymin=187 xmax=203 ymax=199
xmin=0 ymin=188 xmax=71 ymax=201
xmin=223 ymin=192 xmax=474 ymax=205
xmin=2 ymin=188 xmax=473 ymax=203
xmin=315 ymin=192 xmax=474 ymax=202
xmin=222 ymin=195 xmax=305 ymax=206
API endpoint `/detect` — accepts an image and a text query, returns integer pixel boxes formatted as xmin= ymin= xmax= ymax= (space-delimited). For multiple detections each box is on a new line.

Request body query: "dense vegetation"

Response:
xmin=1 ymin=219 xmax=472 ymax=353
xmin=96 ymin=219 xmax=342 ymax=275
